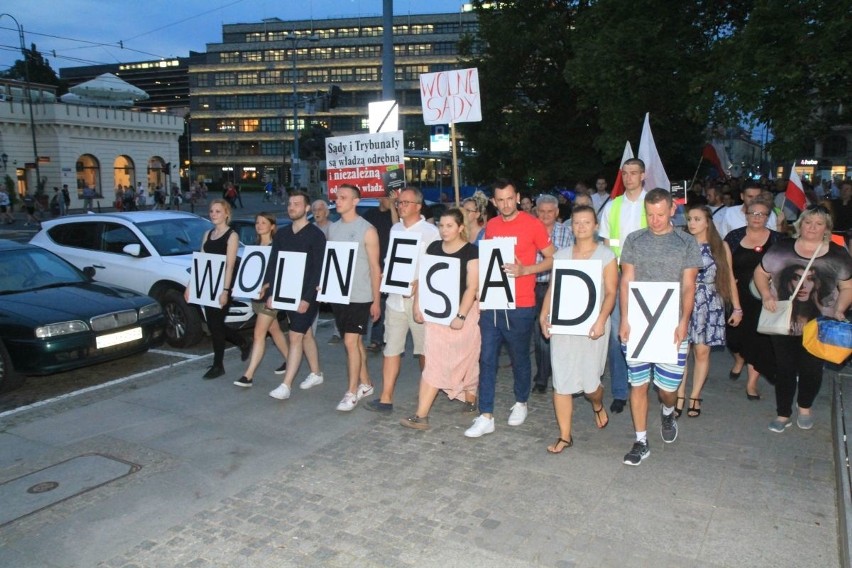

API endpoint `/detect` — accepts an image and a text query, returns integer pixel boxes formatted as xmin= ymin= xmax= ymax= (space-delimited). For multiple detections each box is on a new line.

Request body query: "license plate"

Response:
xmin=96 ymin=327 xmax=143 ymax=349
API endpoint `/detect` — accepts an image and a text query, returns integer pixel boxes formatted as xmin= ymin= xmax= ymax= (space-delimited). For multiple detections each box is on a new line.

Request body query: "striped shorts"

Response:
xmin=621 ymin=340 xmax=689 ymax=392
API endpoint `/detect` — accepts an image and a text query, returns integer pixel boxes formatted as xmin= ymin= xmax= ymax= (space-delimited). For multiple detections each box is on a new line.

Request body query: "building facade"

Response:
xmin=189 ymin=11 xmax=479 ymax=194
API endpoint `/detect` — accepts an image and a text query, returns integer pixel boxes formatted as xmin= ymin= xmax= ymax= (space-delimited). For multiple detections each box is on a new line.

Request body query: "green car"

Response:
xmin=0 ymin=240 xmax=166 ymax=392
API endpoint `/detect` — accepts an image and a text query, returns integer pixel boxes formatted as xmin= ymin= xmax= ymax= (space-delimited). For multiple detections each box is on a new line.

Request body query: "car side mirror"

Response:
xmin=83 ymin=266 xmax=96 ymax=280
xmin=123 ymin=243 xmax=142 ymax=257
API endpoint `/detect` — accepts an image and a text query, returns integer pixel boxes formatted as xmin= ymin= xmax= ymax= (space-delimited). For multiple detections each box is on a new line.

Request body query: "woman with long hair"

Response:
xmin=676 ymin=205 xmax=742 ymax=417
xmin=462 ymin=191 xmax=488 ymax=245
xmin=723 ymin=196 xmax=782 ymax=399
xmin=233 ymin=212 xmax=290 ymax=387
xmin=539 ymin=205 xmax=618 ymax=453
xmin=400 ymin=208 xmax=480 ymax=430
xmin=186 ymin=199 xmax=251 ymax=379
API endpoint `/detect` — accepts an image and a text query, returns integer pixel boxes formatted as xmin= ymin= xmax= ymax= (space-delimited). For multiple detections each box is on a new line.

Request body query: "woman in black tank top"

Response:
xmin=186 ymin=199 xmax=250 ymax=378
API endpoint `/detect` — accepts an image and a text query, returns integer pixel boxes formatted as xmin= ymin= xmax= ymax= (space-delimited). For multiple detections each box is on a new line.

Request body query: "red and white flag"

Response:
xmin=609 ymin=141 xmax=635 ymax=199
xmin=637 ymin=112 xmax=670 ymax=191
xmin=784 ymin=162 xmax=807 ymax=212
xmin=702 ymin=142 xmax=730 ymax=179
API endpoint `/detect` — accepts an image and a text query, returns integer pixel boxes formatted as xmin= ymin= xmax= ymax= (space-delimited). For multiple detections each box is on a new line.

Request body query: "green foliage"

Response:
xmin=1 ymin=43 xmax=63 ymax=89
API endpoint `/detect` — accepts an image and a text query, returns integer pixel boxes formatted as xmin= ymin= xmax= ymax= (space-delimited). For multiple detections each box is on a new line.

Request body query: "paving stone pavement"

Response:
xmin=0 ymin=325 xmax=841 ymax=567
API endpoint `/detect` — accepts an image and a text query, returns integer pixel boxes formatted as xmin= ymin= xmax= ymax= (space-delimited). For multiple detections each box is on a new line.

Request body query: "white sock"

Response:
xmin=636 ymin=431 xmax=647 ymax=444
xmin=662 ymin=405 xmax=675 ymax=416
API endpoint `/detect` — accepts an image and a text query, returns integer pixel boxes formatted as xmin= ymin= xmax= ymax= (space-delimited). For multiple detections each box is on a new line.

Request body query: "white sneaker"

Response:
xmin=269 ymin=383 xmax=291 ymax=400
xmin=507 ymin=402 xmax=528 ymax=426
xmin=464 ymin=415 xmax=495 ymax=438
xmin=355 ymin=383 xmax=374 ymax=401
xmin=299 ymin=372 xmax=324 ymax=390
xmin=336 ymin=392 xmax=358 ymax=412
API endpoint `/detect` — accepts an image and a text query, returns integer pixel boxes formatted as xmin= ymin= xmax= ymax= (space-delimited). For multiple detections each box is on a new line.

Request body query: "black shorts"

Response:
xmin=286 ymin=303 xmax=319 ymax=334
xmin=332 ymin=302 xmax=371 ymax=335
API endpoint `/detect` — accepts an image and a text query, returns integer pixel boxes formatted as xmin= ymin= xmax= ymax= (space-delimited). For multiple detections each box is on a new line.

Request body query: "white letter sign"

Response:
xmin=269 ymin=251 xmax=307 ymax=311
xmin=189 ymin=252 xmax=226 ymax=308
xmin=418 ymin=254 xmax=460 ymax=325
xmin=626 ymin=282 xmax=680 ymax=364
xmin=233 ymin=246 xmax=269 ymax=299
xmin=548 ymin=259 xmax=602 ymax=335
xmin=381 ymin=232 xmax=422 ymax=296
xmin=317 ymin=241 xmax=359 ymax=305
xmin=478 ymin=238 xmax=516 ymax=310
xmin=419 ymin=68 xmax=482 ymax=125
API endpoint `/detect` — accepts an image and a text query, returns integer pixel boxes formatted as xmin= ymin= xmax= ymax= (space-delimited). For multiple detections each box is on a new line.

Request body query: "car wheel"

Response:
xmin=162 ymin=289 xmax=203 ymax=348
xmin=0 ymin=342 xmax=24 ymax=392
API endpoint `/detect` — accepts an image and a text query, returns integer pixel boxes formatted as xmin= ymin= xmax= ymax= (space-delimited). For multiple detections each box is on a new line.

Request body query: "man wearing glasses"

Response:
xmin=364 ymin=187 xmax=439 ymax=413
xmin=717 ymin=182 xmax=777 ymax=238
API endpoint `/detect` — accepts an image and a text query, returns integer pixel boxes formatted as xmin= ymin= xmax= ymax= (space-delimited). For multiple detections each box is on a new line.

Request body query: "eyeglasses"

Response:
xmin=396 ymin=200 xmax=419 ymax=207
xmin=747 ymin=211 xmax=768 ymax=218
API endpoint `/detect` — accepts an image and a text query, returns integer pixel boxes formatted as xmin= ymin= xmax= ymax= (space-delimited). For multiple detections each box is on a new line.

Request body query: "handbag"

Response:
xmin=757 ymin=244 xmax=821 ymax=336
xmin=803 ymin=317 xmax=852 ymax=364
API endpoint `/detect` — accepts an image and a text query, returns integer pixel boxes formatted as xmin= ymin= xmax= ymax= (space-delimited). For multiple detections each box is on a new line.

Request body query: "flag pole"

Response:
xmin=451 ymin=122 xmax=460 ymax=206
xmin=689 ymin=156 xmax=704 ymax=190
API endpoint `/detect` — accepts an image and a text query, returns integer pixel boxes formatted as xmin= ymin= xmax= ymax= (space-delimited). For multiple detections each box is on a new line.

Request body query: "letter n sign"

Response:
xmin=626 ymin=282 xmax=680 ymax=364
xmin=548 ymin=259 xmax=602 ymax=335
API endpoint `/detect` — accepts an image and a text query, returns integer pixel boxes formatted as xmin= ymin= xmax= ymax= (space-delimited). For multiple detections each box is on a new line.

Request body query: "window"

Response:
xmin=361 ymin=26 xmax=383 ymax=37
xmin=238 ymin=119 xmax=259 ymax=133
xmin=218 ymin=120 xmax=237 ymax=132
xmin=267 ymin=31 xmax=286 ymax=42
xmin=266 ymin=49 xmax=287 ymax=62
xmin=337 ymin=27 xmax=360 ymax=38
xmin=335 ymin=47 xmax=355 ymax=59
xmin=236 ymin=72 xmax=257 ymax=86
xmin=284 ymin=118 xmax=306 ymax=131
xmin=433 ymin=42 xmax=458 ymax=55
xmin=261 ymin=141 xmax=283 ymax=155
xmin=243 ymin=51 xmax=262 ymax=62
xmin=49 ymin=222 xmax=102 ymax=250
xmin=259 ymin=70 xmax=281 ymax=85
xmin=214 ymin=73 xmax=236 ymax=86
xmin=306 ymin=69 xmax=328 ymax=83
xmin=396 ymin=65 xmax=430 ymax=81
xmin=330 ymin=68 xmax=353 ymax=82
xmin=261 ymin=118 xmax=282 ymax=132
xmin=311 ymin=47 xmax=333 ymax=60
xmin=409 ymin=24 xmax=434 ymax=35
xmin=195 ymin=74 xmax=209 ymax=88
xmin=331 ymin=116 xmax=354 ymax=131
xmin=354 ymin=67 xmax=378 ymax=82
xmin=434 ymin=23 xmax=460 ymax=34
xmin=220 ymin=52 xmax=240 ymax=63
xmin=246 ymin=32 xmax=265 ymax=42
xmin=102 ymin=223 xmax=143 ymax=255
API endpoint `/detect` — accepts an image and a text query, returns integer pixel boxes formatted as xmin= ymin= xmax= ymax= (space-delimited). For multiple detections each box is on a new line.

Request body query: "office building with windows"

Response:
xmin=189 ymin=10 xmax=479 ymax=194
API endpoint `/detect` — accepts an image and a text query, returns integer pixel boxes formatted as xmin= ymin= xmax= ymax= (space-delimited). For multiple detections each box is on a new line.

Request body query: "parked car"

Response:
xmin=0 ymin=240 xmax=165 ymax=392
xmin=229 ymin=216 xmax=292 ymax=245
xmin=29 ymin=211 xmax=254 ymax=348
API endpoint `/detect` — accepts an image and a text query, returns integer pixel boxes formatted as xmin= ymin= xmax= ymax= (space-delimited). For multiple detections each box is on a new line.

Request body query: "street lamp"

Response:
xmin=0 ymin=13 xmax=40 ymax=191
xmin=284 ymin=32 xmax=319 ymax=190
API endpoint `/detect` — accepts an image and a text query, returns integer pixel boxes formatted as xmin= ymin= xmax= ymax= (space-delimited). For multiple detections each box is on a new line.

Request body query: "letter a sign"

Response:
xmin=626 ymin=282 xmax=680 ymax=364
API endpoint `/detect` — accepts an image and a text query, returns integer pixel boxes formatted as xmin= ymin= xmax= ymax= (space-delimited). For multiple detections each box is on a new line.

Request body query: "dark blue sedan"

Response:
xmin=0 ymin=240 xmax=166 ymax=392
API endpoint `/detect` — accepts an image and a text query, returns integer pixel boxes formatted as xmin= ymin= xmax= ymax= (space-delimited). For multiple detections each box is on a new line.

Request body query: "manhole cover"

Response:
xmin=27 ymin=481 xmax=59 ymax=494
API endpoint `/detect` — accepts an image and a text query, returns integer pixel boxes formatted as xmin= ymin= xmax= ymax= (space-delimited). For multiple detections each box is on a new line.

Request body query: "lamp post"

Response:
xmin=284 ymin=33 xmax=319 ymax=190
xmin=0 ymin=13 xmax=40 ymax=192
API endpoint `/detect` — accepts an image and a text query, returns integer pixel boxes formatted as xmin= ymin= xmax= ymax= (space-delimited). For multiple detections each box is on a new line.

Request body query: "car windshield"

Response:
xmin=136 ymin=217 xmax=213 ymax=256
xmin=0 ymin=247 xmax=85 ymax=294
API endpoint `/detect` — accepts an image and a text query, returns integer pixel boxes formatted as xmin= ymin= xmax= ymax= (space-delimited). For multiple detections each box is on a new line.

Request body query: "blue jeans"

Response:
xmin=533 ymin=283 xmax=551 ymax=387
xmin=478 ymin=307 xmax=536 ymax=414
xmin=608 ymin=282 xmax=629 ymax=401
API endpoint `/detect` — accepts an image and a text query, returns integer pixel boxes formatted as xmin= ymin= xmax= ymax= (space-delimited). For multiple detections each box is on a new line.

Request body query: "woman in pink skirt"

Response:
xmin=400 ymin=208 xmax=480 ymax=430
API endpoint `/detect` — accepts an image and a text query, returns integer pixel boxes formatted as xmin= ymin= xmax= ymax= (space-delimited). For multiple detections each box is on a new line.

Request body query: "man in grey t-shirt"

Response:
xmin=618 ymin=188 xmax=702 ymax=466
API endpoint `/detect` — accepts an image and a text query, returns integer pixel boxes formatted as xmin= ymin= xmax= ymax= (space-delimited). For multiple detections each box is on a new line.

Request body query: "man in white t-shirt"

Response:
xmin=716 ymin=182 xmax=777 ymax=238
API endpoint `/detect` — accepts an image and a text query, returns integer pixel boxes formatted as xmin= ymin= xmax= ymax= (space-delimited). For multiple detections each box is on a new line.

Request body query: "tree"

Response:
xmin=1 ymin=43 xmax=64 ymax=90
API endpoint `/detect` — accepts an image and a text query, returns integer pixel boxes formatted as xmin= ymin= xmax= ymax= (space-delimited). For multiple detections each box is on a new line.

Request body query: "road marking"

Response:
xmin=0 ymin=352 xmax=211 ymax=420
xmin=148 ymin=348 xmax=199 ymax=359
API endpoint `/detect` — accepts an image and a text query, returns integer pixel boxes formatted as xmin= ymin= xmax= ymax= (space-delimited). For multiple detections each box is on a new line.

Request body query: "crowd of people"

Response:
xmin=187 ymin=162 xmax=852 ymax=467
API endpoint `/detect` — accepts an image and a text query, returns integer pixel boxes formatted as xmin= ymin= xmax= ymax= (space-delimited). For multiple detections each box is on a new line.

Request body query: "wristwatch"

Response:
xmin=456 ymin=313 xmax=466 ymax=320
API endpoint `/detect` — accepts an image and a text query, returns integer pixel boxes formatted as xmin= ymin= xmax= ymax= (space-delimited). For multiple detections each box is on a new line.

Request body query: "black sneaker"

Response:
xmin=363 ymin=399 xmax=393 ymax=413
xmin=233 ymin=376 xmax=253 ymax=388
xmin=274 ymin=361 xmax=287 ymax=375
xmin=203 ymin=366 xmax=225 ymax=380
xmin=610 ymin=399 xmax=627 ymax=414
xmin=623 ymin=441 xmax=650 ymax=466
xmin=661 ymin=407 xmax=678 ymax=443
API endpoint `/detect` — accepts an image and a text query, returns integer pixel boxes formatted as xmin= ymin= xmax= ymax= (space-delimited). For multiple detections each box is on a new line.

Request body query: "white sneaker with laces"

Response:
xmin=336 ymin=392 xmax=358 ymax=411
xmin=507 ymin=402 xmax=528 ymax=426
xmin=269 ymin=383 xmax=291 ymax=400
xmin=299 ymin=372 xmax=324 ymax=390
xmin=355 ymin=383 xmax=374 ymax=401
xmin=464 ymin=415 xmax=495 ymax=438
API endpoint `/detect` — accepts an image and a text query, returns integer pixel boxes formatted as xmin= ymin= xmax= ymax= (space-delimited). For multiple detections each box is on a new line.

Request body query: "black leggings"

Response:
xmin=204 ymin=305 xmax=246 ymax=368
xmin=771 ymin=335 xmax=824 ymax=418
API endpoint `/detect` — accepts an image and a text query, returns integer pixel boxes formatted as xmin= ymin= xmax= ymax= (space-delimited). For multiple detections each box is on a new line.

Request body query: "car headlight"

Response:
xmin=35 ymin=320 xmax=89 ymax=338
xmin=138 ymin=302 xmax=162 ymax=319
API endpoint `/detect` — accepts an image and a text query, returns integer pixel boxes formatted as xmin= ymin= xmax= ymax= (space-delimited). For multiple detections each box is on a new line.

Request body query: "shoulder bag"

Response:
xmin=757 ymin=244 xmax=821 ymax=335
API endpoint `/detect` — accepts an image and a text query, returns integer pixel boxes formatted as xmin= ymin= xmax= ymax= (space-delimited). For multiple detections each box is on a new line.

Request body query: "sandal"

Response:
xmin=547 ymin=437 xmax=573 ymax=454
xmin=687 ymin=398 xmax=702 ymax=418
xmin=674 ymin=397 xmax=685 ymax=418
xmin=593 ymin=405 xmax=609 ymax=429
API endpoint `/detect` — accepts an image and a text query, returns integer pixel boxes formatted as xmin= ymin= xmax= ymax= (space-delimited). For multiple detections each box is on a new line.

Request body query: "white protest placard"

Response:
xmin=419 ymin=68 xmax=482 ymax=125
xmin=381 ymin=232 xmax=422 ymax=296
xmin=626 ymin=282 xmax=680 ymax=364
xmin=418 ymin=254 xmax=460 ymax=325
xmin=188 ymin=252 xmax=227 ymax=308
xmin=325 ymin=131 xmax=405 ymax=199
xmin=478 ymin=238 xmax=516 ymax=310
xmin=368 ymin=100 xmax=399 ymax=133
xmin=317 ymin=241 xmax=359 ymax=304
xmin=548 ymin=259 xmax=603 ymax=335
xmin=233 ymin=246 xmax=270 ymax=300
xmin=269 ymin=251 xmax=307 ymax=311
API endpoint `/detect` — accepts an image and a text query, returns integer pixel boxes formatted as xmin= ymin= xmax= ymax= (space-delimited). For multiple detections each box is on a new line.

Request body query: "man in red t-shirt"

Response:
xmin=465 ymin=180 xmax=555 ymax=438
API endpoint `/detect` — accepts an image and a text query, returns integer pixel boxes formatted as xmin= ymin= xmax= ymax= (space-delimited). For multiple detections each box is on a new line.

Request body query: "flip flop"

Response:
xmin=593 ymin=405 xmax=609 ymax=429
xmin=547 ymin=437 xmax=573 ymax=454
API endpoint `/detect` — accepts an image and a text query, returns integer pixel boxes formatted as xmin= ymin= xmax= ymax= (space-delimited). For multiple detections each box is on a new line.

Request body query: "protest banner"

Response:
xmin=626 ymin=282 xmax=680 ymax=364
xmin=419 ymin=68 xmax=482 ymax=126
xmin=316 ymin=241 xmax=360 ymax=304
xmin=380 ymin=232 xmax=422 ymax=296
xmin=548 ymin=259 xmax=603 ymax=335
xmin=325 ymin=131 xmax=405 ymax=199
xmin=269 ymin=251 xmax=307 ymax=311
xmin=477 ymin=238 xmax=516 ymax=310
xmin=232 ymin=246 xmax=269 ymax=299
xmin=418 ymin=254 xmax=460 ymax=325
xmin=188 ymin=252 xmax=227 ymax=308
